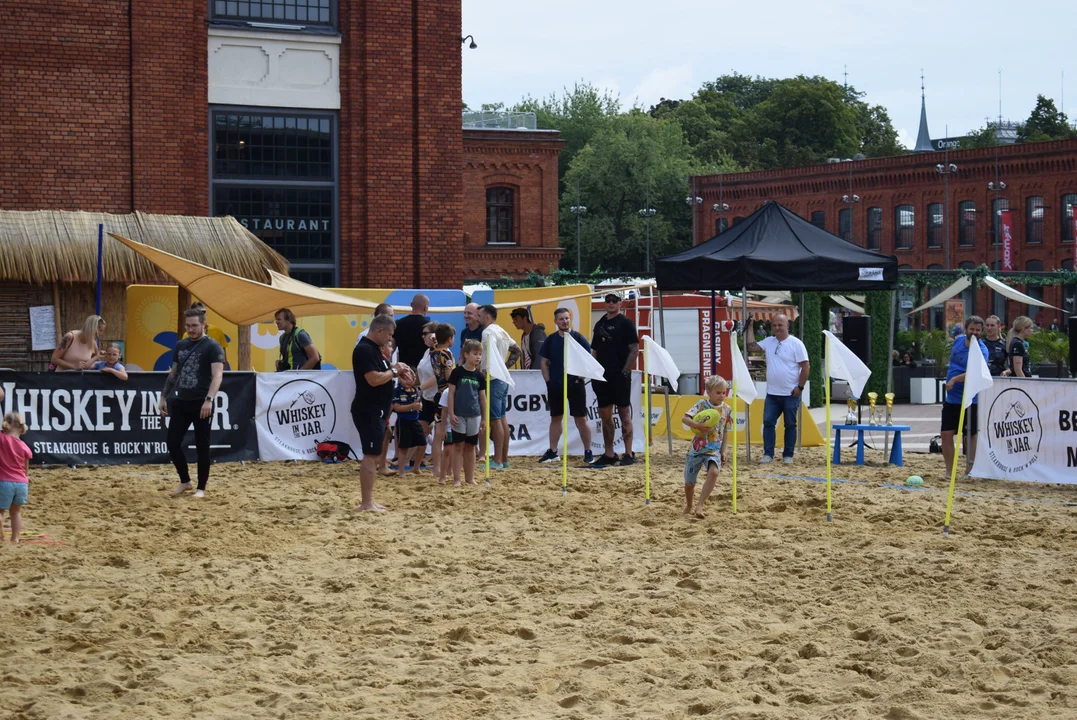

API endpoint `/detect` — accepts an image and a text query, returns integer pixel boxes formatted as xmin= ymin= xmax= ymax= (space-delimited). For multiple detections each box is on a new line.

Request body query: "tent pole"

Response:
xmin=711 ymin=290 xmax=717 ymax=376
xmin=798 ymin=291 xmax=804 ymax=451
xmin=884 ymin=289 xmax=897 ymax=459
xmin=742 ymin=287 xmax=751 ymax=462
xmin=657 ymin=289 xmax=673 ymax=456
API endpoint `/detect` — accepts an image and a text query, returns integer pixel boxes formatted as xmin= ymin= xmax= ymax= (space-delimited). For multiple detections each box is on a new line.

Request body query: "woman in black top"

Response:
xmin=1005 ymin=316 xmax=1035 ymax=377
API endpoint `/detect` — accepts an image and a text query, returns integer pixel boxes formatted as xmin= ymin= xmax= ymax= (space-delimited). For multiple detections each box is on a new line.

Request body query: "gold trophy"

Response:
xmin=867 ymin=392 xmax=879 ymax=426
xmin=885 ymin=393 xmax=895 ymax=426
xmin=845 ymin=391 xmax=858 ymax=426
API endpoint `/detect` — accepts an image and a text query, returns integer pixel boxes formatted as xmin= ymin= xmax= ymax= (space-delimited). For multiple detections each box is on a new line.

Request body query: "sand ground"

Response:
xmin=2 ymin=444 xmax=1076 ymax=720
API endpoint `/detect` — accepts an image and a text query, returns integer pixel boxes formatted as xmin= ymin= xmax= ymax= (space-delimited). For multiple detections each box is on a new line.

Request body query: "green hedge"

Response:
xmin=864 ymin=291 xmax=893 ymax=397
xmin=802 ymin=292 xmax=824 ymax=408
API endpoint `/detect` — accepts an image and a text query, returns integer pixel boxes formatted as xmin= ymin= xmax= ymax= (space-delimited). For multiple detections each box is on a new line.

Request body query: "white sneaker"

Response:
xmin=783 ymin=457 xmax=794 ymax=465
xmin=757 ymin=455 xmax=774 ymax=464
xmin=170 ymin=482 xmax=192 ymax=497
xmin=193 ymin=489 xmax=206 ymax=499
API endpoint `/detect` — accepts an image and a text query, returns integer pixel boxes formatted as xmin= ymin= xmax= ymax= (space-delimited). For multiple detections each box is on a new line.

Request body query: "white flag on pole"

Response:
xmin=962 ymin=337 xmax=993 ymax=410
xmin=822 ymin=330 xmax=872 ymax=399
xmin=730 ymin=331 xmax=758 ymax=404
xmin=642 ymin=336 xmax=680 ymax=391
xmin=565 ymin=332 xmax=607 ymax=383
xmin=484 ymin=335 xmax=516 ymax=389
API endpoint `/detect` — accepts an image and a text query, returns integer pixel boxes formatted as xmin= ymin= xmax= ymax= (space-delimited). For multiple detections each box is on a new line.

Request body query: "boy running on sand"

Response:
xmin=682 ymin=376 xmax=733 ymax=518
xmin=0 ymin=412 xmax=32 ymax=543
xmin=446 ymin=340 xmax=485 ymax=487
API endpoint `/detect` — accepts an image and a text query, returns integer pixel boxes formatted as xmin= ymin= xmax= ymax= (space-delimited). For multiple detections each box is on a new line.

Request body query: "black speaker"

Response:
xmin=843 ymin=316 xmax=872 ymax=365
xmin=1069 ymin=316 xmax=1077 ymax=377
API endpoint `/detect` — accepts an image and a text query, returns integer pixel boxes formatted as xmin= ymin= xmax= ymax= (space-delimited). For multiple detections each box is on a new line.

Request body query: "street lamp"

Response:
xmin=936 ymin=162 xmax=958 ymax=269
xmin=458 ymin=34 xmax=478 ymax=49
xmin=638 ymin=206 xmax=657 ymax=273
xmin=686 ymin=194 xmax=702 ymax=245
xmin=570 ymin=179 xmax=587 ymax=274
xmin=988 ymin=180 xmax=1007 ymax=268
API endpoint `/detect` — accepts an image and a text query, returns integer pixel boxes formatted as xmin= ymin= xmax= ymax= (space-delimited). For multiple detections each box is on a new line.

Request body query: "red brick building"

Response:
xmin=2 ymin=1 xmax=563 ymax=287
xmin=692 ymin=139 xmax=1077 ymax=328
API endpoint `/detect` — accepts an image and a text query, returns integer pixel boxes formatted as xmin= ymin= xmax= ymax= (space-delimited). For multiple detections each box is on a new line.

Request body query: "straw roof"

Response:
xmin=0 ymin=210 xmax=289 ymax=284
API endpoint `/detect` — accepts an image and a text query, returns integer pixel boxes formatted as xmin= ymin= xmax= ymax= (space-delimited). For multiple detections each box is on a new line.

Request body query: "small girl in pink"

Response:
xmin=0 ymin=412 xmax=33 ymax=543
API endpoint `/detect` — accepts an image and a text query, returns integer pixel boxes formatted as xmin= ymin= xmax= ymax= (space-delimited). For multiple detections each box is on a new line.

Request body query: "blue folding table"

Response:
xmin=831 ymin=424 xmax=911 ymax=466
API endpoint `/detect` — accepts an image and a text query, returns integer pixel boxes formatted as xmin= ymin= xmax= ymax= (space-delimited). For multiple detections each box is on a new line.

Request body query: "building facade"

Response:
xmin=693 ymin=139 xmax=1077 ymax=327
xmin=3 ymin=1 xmax=562 ymax=288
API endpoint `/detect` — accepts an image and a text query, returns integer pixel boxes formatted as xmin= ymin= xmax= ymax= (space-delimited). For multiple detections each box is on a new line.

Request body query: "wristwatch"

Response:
xmin=205 ymin=395 xmax=215 ymax=403
xmin=391 ymin=366 xmax=399 ymax=377
xmin=797 ymin=385 xmax=804 ymax=391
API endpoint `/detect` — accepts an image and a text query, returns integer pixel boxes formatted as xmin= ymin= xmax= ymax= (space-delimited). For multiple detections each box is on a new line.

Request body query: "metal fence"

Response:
xmin=462 ymin=111 xmax=537 ymax=130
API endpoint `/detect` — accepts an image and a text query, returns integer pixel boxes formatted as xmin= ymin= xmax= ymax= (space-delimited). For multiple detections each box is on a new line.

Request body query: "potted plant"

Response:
xmin=1028 ymin=330 xmax=1069 ymax=378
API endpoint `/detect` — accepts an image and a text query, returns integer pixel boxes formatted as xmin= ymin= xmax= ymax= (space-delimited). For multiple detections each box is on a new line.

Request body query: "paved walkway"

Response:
xmin=809 ymin=403 xmax=941 ymax=454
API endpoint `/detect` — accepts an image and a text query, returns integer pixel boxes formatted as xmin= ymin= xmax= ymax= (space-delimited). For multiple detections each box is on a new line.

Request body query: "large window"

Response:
xmin=927 ymin=202 xmax=943 ymax=248
xmin=732 ymin=216 xmax=745 ymax=226
xmin=211 ymin=0 xmax=335 ymax=29
xmin=958 ymin=201 xmax=976 ymax=247
xmin=1061 ymin=194 xmax=1077 ymax=242
xmin=838 ymin=208 xmax=852 ymax=241
xmin=895 ymin=205 xmax=914 ymax=249
xmin=1026 ymin=196 xmax=1044 ymax=244
xmin=211 ymin=108 xmax=337 ymax=285
xmin=715 ymin=217 xmax=729 ymax=235
xmin=867 ymin=206 xmax=882 ymax=250
xmin=810 ymin=211 xmax=826 ymax=230
xmin=486 ymin=187 xmax=515 ymax=245
xmin=991 ymin=198 xmax=1010 ymax=245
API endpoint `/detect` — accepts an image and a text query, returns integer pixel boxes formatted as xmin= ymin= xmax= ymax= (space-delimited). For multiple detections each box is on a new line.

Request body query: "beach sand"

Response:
xmin=2 ymin=444 xmax=1076 ymax=719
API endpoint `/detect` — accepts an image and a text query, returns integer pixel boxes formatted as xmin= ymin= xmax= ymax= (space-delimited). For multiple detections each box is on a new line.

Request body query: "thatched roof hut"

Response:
xmin=0 ymin=210 xmax=289 ymax=370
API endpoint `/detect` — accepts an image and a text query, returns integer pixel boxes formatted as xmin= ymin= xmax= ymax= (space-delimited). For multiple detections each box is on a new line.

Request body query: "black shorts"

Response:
xmin=593 ymin=370 xmax=631 ymax=409
xmin=352 ymin=407 xmax=387 ymax=456
xmin=420 ymin=395 xmax=442 ymax=424
xmin=941 ymin=402 xmax=978 ymax=436
xmin=396 ymin=418 xmax=425 ymax=449
xmin=548 ymin=381 xmax=588 ymax=418
xmin=443 ymin=430 xmax=479 ymax=447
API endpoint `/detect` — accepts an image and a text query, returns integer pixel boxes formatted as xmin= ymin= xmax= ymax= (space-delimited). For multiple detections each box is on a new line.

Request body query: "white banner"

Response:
xmin=970 ymin=377 xmax=1077 ymax=484
xmin=256 ymin=371 xmax=362 ymax=461
xmin=256 ymin=370 xmax=646 ymax=461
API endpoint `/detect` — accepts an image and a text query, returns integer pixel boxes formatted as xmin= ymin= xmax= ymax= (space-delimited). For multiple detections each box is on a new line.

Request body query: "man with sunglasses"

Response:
xmin=746 ymin=313 xmax=809 ymax=465
xmin=591 ymin=293 xmax=639 ymax=466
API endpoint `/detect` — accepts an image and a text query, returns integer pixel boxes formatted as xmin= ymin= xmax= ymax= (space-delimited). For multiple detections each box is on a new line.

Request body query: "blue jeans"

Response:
xmin=763 ymin=393 xmax=801 ymax=459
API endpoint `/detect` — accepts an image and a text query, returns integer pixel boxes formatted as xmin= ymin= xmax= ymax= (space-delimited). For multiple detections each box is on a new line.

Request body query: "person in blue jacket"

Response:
xmin=941 ymin=315 xmax=989 ymax=480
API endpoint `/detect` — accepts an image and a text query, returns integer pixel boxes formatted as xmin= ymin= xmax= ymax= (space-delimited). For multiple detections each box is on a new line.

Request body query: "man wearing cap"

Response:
xmin=591 ymin=293 xmax=639 ymax=466
xmin=510 ymin=307 xmax=547 ymax=370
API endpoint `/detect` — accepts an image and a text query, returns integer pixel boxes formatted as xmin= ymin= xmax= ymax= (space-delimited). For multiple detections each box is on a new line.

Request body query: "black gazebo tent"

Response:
xmin=656 ymin=201 xmax=898 ymax=291
xmin=654 ymin=200 xmax=899 ymax=460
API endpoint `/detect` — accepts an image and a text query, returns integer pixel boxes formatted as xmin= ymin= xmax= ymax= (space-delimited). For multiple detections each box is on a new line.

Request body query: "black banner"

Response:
xmin=0 ymin=371 xmax=257 ymax=466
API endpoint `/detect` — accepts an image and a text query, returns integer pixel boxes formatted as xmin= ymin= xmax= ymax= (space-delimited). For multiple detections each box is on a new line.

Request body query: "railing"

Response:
xmin=462 ymin=111 xmax=537 ymax=130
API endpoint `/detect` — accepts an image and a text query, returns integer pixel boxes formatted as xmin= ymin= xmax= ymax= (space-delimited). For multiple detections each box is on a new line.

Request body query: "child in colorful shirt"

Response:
xmin=681 ymin=375 xmax=733 ymax=518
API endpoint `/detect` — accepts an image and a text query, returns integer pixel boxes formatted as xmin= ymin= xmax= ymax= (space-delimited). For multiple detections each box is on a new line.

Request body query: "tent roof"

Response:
xmin=655 ymin=201 xmax=899 ymax=292
xmin=0 ymin=210 xmax=288 ymax=284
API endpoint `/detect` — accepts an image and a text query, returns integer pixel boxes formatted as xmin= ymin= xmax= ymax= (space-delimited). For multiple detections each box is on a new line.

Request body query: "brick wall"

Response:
xmin=462 ymin=129 xmax=564 ymax=279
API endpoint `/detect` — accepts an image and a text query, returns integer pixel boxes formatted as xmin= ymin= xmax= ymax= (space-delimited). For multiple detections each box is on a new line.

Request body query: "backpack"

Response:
xmin=929 ymin=435 xmax=942 ymax=454
xmin=316 ymin=439 xmax=358 ymax=463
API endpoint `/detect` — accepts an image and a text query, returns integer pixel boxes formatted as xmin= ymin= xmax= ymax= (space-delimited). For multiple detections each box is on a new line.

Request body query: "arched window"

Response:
xmin=732 ymin=216 xmax=745 ymax=226
xmin=958 ymin=261 xmax=976 ymax=269
xmin=485 ymin=187 xmax=515 ymax=244
xmin=810 ymin=210 xmax=826 ymax=229
xmin=1026 ymin=259 xmax=1044 ymax=271
xmin=991 ymin=198 xmax=1009 ymax=245
xmin=715 ymin=217 xmax=728 ymax=235
xmin=867 ymin=207 xmax=882 ymax=250
xmin=958 ymin=201 xmax=976 ymax=247
xmin=839 ymin=208 xmax=853 ymax=241
xmin=895 ymin=205 xmax=914 ymax=249
xmin=1026 ymin=196 xmax=1044 ymax=244
xmin=1061 ymin=194 xmax=1077 ymax=242
xmin=927 ymin=202 xmax=943 ymax=248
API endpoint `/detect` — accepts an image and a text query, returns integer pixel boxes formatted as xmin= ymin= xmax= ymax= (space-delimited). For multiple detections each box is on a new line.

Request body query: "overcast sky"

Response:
xmin=462 ymin=0 xmax=1072 ymax=148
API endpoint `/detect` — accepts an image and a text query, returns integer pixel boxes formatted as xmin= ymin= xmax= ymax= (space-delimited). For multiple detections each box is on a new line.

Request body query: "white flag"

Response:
xmin=565 ymin=332 xmax=607 ymax=383
xmin=730 ymin=332 xmax=758 ymax=404
xmin=822 ymin=330 xmax=872 ymax=399
xmin=483 ymin=335 xmax=515 ymax=389
xmin=962 ymin=337 xmax=993 ymax=410
xmin=642 ymin=336 xmax=680 ymax=391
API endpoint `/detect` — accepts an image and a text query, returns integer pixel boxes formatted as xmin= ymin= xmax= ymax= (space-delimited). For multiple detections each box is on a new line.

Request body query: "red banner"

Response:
xmin=1001 ymin=209 xmax=1013 ymax=271
xmin=697 ymin=310 xmax=733 ymax=387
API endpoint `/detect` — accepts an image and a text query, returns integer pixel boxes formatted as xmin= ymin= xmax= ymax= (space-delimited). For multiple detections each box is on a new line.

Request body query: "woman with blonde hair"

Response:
xmin=1005 ymin=315 xmax=1035 ymax=378
xmin=50 ymin=315 xmax=105 ymax=371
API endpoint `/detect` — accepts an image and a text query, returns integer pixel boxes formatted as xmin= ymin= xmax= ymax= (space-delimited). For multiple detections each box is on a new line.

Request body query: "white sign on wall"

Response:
xmin=29 ymin=305 xmax=57 ymax=351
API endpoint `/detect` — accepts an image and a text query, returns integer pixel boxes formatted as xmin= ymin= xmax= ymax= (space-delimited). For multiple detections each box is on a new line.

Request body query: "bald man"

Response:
xmin=746 ymin=313 xmax=809 ymax=465
xmin=394 ymin=294 xmax=430 ymax=369
xmin=461 ymin=302 xmax=483 ymax=346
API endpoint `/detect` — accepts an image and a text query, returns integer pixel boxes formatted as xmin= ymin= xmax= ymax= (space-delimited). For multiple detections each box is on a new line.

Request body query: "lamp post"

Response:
xmin=569 ymin=179 xmax=587 ymax=274
xmin=712 ymin=202 xmax=730 ymax=234
xmin=685 ymin=193 xmax=702 ymax=245
xmin=841 ymin=158 xmax=859 ymax=242
xmin=988 ymin=180 xmax=1007 ymax=268
xmin=936 ymin=162 xmax=958 ymax=270
xmin=638 ymin=206 xmax=657 ymax=273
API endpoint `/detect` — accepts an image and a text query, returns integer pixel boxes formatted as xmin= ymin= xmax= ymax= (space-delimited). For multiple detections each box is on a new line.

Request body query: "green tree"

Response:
xmin=1016 ymin=95 xmax=1073 ymax=143
xmin=560 ymin=110 xmax=697 ymax=273
xmin=752 ymin=76 xmax=862 ymax=168
xmin=959 ymin=122 xmax=1000 ymax=149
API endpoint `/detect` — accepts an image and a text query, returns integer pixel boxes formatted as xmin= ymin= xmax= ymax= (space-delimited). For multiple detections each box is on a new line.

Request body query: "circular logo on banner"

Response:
xmin=984 ymin=387 xmax=1043 ymax=475
xmin=265 ymin=378 xmax=337 ymax=456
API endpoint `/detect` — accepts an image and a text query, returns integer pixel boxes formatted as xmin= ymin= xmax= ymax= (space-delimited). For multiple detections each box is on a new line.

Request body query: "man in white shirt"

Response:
xmin=478 ymin=305 xmax=522 ymax=470
xmin=746 ymin=313 xmax=809 ymax=465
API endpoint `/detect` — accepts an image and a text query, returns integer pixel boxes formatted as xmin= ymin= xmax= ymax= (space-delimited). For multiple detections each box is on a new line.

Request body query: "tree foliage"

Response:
xmin=1016 ymin=95 xmax=1074 ymax=143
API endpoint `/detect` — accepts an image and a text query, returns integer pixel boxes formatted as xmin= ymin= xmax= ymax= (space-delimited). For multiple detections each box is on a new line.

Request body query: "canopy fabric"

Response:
xmin=724 ymin=300 xmax=798 ymax=322
xmin=905 ymin=275 xmax=1059 ymax=316
xmin=655 ymin=201 xmax=899 ymax=292
xmin=830 ymin=294 xmax=866 ymax=315
xmin=906 ymin=277 xmax=970 ymax=315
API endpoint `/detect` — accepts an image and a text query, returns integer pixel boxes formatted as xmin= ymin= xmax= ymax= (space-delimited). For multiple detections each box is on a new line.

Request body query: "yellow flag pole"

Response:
xmin=562 ymin=333 xmax=569 ymax=496
xmin=824 ymin=334 xmax=833 ymax=523
xmin=484 ymin=369 xmax=491 ymax=485
xmin=943 ymin=386 xmax=969 ymax=536
xmin=731 ymin=380 xmax=738 ymax=514
xmin=644 ymin=368 xmax=651 ymax=506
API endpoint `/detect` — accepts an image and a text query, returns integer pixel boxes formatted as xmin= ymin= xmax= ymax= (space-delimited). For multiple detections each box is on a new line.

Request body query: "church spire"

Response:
xmin=913 ymin=70 xmax=935 ymax=153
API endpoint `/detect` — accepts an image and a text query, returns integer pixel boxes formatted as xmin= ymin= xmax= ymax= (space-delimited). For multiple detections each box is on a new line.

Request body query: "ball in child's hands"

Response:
xmin=691 ymin=408 xmax=722 ymax=431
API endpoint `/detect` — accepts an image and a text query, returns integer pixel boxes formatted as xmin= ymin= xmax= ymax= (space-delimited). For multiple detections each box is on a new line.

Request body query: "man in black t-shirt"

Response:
xmin=352 ymin=315 xmax=414 ymax=512
xmin=393 ymin=294 xmax=430 ymax=370
xmin=591 ymin=293 xmax=639 ymax=467
xmin=158 ymin=309 xmax=225 ymax=499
